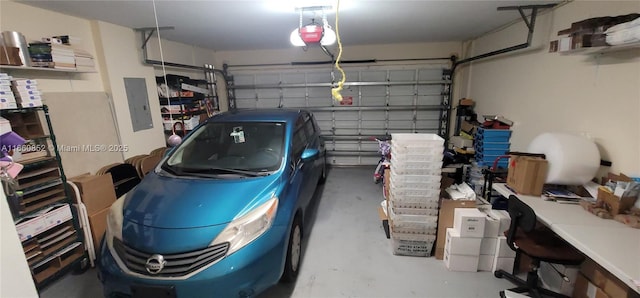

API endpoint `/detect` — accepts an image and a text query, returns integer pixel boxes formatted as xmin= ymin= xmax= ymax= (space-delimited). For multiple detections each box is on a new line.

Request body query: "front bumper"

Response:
xmin=98 ymin=225 xmax=288 ymax=298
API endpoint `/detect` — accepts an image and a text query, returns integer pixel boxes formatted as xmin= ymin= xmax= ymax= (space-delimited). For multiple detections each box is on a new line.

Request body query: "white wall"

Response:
xmin=91 ymin=21 xmax=166 ymax=159
xmin=463 ymin=1 xmax=640 ymax=176
xmin=0 ymin=192 xmax=38 ymax=298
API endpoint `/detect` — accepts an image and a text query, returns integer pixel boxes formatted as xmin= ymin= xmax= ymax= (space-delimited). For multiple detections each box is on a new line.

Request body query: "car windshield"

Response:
xmin=163 ymin=121 xmax=286 ymax=176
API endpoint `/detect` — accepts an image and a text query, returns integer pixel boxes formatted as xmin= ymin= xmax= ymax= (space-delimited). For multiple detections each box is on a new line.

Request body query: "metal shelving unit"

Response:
xmin=2 ymin=106 xmax=87 ymax=289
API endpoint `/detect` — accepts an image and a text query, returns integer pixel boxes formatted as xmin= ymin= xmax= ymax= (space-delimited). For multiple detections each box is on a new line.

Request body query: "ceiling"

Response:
xmin=18 ymin=0 xmax=560 ymax=51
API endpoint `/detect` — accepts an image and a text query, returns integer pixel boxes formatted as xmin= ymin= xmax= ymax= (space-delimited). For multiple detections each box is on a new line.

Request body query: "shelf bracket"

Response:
xmin=134 ymin=26 xmax=175 ymax=50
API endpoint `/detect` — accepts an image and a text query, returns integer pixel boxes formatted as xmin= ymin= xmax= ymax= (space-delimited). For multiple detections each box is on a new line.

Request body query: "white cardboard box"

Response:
xmin=20 ymin=100 xmax=43 ymax=108
xmin=492 ymin=256 xmax=515 ymax=273
xmin=444 ymin=248 xmax=479 ymax=272
xmin=0 ymin=96 xmax=15 ymax=103
xmin=445 ymin=228 xmax=482 ymax=256
xmin=0 ymin=85 xmax=11 ymax=92
xmin=490 ymin=209 xmax=511 ymax=235
xmin=480 ymin=237 xmax=498 ymax=255
xmin=0 ymin=117 xmax=11 ymax=135
xmin=478 ymin=254 xmax=495 ymax=271
xmin=453 ymin=208 xmax=486 ymax=238
xmin=11 ymin=79 xmax=38 ymax=86
xmin=11 ymin=84 xmax=38 ymax=91
xmin=16 ymin=94 xmax=42 ymax=102
xmin=43 ymin=204 xmax=73 ymax=230
xmin=0 ymin=90 xmax=14 ymax=97
xmin=163 ymin=117 xmax=200 ymax=131
xmin=16 ymin=204 xmax=72 ymax=241
xmin=0 ymin=79 xmax=10 ymax=86
xmin=496 ymin=236 xmax=517 ymax=258
xmin=0 ymin=101 xmax=18 ymax=109
xmin=15 ymin=89 xmax=41 ymax=96
xmin=483 ymin=213 xmax=500 ymax=237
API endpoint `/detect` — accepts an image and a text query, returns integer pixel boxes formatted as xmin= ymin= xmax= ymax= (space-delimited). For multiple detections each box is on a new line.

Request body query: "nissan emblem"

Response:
xmin=145 ymin=254 xmax=166 ymax=274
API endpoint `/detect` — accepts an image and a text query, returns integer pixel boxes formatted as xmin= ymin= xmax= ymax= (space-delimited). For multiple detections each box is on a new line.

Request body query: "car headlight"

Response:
xmin=211 ymin=197 xmax=278 ymax=255
xmin=105 ymin=195 xmax=126 ymax=248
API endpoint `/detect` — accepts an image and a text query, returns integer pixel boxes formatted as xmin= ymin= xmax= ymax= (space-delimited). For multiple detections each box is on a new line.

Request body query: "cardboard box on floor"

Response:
xmin=88 ymin=206 xmax=110 ymax=250
xmin=69 ymin=173 xmax=117 ymax=215
xmin=435 ymin=199 xmax=476 ymax=260
xmin=574 ymin=273 xmax=609 ymax=298
xmin=507 ymin=156 xmax=548 ymax=196
xmin=579 ymin=258 xmax=636 ymax=298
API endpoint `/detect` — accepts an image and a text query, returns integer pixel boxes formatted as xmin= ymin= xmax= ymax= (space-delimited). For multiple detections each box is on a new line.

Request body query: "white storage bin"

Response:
xmin=389 ymin=184 xmax=440 ymax=202
xmin=389 ymin=211 xmax=438 ymax=234
xmin=391 ymin=133 xmax=445 ymax=155
xmin=390 ymin=170 xmax=442 ymax=184
xmin=392 ymin=146 xmax=444 ymax=161
xmin=390 ymin=176 xmax=440 ymax=190
xmin=391 ymin=156 xmax=442 ymax=171
xmin=389 ymin=201 xmax=439 ymax=216
xmin=390 ymin=231 xmax=436 ymax=257
xmin=391 ymin=166 xmax=442 ymax=176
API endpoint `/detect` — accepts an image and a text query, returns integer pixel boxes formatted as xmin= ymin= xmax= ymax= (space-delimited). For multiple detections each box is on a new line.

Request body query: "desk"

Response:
xmin=493 ymin=183 xmax=640 ymax=294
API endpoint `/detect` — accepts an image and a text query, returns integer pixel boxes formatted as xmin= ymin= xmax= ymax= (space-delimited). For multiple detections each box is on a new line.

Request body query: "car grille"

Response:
xmin=113 ymin=238 xmax=229 ymax=277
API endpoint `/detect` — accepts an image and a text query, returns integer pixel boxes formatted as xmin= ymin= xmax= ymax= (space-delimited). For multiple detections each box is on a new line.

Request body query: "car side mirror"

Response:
xmin=301 ymin=148 xmax=319 ymax=162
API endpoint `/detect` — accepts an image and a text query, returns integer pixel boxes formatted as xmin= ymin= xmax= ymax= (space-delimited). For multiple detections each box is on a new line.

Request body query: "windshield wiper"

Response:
xmin=180 ymin=167 xmax=265 ymax=177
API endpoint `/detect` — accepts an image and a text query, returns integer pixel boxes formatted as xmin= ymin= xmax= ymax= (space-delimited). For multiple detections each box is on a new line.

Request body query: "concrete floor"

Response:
xmin=41 ymin=166 xmax=513 ymax=298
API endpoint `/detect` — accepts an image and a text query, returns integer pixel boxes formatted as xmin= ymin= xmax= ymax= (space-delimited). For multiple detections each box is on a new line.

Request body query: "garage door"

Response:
xmin=227 ymin=65 xmax=452 ymax=166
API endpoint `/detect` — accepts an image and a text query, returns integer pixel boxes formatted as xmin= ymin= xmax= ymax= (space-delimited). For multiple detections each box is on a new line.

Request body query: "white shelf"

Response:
xmin=0 ymin=65 xmax=96 ymax=73
xmin=559 ymin=41 xmax=640 ymax=55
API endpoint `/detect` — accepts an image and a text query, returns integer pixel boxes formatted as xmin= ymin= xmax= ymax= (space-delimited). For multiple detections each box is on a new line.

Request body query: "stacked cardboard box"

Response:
xmin=444 ymin=208 xmax=485 ymax=271
xmin=70 ymin=173 xmax=117 ymax=249
xmin=11 ymin=78 xmax=43 ymax=108
xmin=388 ymin=133 xmax=444 ymax=257
xmin=0 ymin=73 xmax=17 ymax=110
xmin=478 ymin=209 xmax=513 ymax=272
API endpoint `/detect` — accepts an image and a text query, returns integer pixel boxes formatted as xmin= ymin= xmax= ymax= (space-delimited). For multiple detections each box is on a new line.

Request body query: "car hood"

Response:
xmin=122 ymin=171 xmax=281 ymax=229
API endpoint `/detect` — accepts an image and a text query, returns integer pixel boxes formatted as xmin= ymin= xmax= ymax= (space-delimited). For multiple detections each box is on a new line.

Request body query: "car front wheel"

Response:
xmin=281 ymin=217 xmax=302 ymax=283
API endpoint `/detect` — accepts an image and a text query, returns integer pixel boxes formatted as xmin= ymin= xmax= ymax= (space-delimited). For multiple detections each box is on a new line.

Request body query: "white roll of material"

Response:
xmin=527 ymin=133 xmax=600 ymax=185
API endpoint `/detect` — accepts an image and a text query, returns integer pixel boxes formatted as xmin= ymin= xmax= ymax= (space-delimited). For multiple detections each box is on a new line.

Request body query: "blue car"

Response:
xmin=98 ymin=109 xmax=326 ymax=297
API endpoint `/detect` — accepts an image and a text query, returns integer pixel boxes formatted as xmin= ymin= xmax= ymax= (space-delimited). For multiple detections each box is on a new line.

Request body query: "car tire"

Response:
xmin=318 ymin=156 xmax=327 ymax=184
xmin=281 ymin=216 xmax=302 ymax=283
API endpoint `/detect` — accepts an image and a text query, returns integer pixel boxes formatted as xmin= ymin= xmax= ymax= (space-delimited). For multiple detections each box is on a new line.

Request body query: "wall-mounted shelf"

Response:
xmin=560 ymin=42 xmax=640 ymax=55
xmin=0 ymin=65 xmax=96 ymax=73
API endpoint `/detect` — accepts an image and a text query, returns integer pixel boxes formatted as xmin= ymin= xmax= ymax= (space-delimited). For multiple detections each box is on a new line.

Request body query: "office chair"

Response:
xmin=494 ymin=195 xmax=585 ymax=298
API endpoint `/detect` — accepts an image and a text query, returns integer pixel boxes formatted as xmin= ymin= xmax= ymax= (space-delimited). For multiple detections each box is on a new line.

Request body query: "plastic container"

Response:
xmin=389 ymin=201 xmax=439 ymax=216
xmin=391 ymin=232 xmax=436 ymax=257
xmin=477 ymin=142 xmax=510 ymax=150
xmin=390 ymin=133 xmax=444 ymax=155
xmin=389 ymin=186 xmax=440 ymax=203
xmin=389 ymin=209 xmax=438 ymax=234
xmin=390 ymin=156 xmax=442 ymax=172
xmin=391 ymin=150 xmax=444 ymax=162
xmin=476 ymin=127 xmax=512 ymax=138
xmin=390 ymin=171 xmax=441 ymax=184
xmin=390 ymin=166 xmax=441 ymax=176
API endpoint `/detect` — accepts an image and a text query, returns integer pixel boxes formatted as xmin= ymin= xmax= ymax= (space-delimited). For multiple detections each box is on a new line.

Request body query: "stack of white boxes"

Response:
xmin=444 ymin=208 xmax=486 ymax=271
xmin=388 ymin=133 xmax=444 ymax=257
xmin=0 ymin=73 xmax=17 ymax=110
xmin=11 ymin=79 xmax=43 ymax=108
xmin=483 ymin=210 xmax=515 ymax=273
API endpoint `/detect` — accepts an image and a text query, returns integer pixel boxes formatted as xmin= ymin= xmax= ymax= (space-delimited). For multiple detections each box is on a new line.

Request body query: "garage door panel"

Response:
xmin=282 ymin=97 xmax=306 ymax=107
xmin=389 ymin=70 xmax=416 ymax=81
xmin=389 ymin=95 xmax=414 ymax=106
xmin=308 ymin=87 xmax=329 ymax=98
xmin=418 ymin=85 xmax=442 ymax=95
xmin=360 ymin=71 xmax=386 ymax=81
xmin=282 ymin=88 xmax=306 ymax=97
xmin=235 ymin=99 xmax=257 ymax=109
xmin=256 ymin=98 xmax=280 ymax=108
xmin=228 ymin=66 xmax=450 ymax=166
xmin=418 ymin=69 xmax=444 ymax=79
xmin=281 ymin=73 xmax=305 ymax=84
xmin=361 ymin=86 xmax=386 ymax=96
xmin=417 ymin=95 xmax=442 ymax=106
xmin=255 ymin=74 xmax=280 ymax=85
xmin=389 ymin=85 xmax=415 ymax=96
xmin=361 ymin=96 xmax=386 ymax=106
xmin=334 ymin=112 xmax=359 ymax=120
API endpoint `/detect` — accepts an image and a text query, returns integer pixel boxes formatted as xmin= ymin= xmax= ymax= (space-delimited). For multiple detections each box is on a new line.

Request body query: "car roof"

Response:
xmin=209 ymin=108 xmax=306 ymax=124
